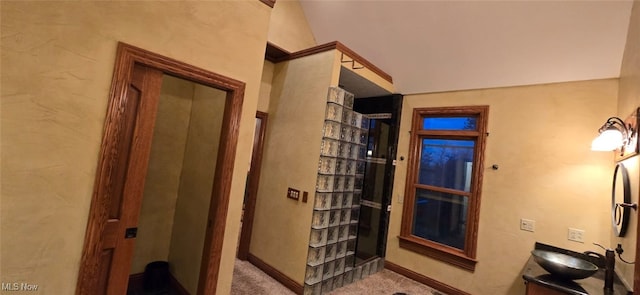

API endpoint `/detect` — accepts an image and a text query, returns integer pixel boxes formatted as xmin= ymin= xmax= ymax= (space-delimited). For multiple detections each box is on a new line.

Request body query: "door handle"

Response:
xmin=124 ymin=227 xmax=138 ymax=239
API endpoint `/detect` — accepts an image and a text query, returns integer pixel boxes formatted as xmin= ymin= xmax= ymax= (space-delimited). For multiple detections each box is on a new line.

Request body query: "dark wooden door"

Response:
xmin=94 ymin=63 xmax=163 ymax=295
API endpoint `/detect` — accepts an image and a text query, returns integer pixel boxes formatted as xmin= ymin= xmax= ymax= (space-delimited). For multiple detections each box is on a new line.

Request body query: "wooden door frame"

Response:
xmin=76 ymin=42 xmax=245 ymax=294
xmin=237 ymin=111 xmax=268 ymax=260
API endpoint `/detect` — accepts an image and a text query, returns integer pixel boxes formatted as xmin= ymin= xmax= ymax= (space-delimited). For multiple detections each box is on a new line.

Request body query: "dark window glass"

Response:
xmin=422 ymin=117 xmax=477 ymax=131
xmin=418 ymin=139 xmax=474 ymax=192
xmin=412 ymin=189 xmax=468 ymax=250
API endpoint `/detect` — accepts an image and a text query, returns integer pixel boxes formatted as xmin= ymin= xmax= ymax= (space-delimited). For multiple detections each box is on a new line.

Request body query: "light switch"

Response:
xmin=287 ymin=187 xmax=300 ymax=201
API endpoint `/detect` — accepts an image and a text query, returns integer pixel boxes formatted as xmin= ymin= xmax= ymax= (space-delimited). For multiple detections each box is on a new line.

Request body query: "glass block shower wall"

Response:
xmin=304 ymin=87 xmax=384 ymax=295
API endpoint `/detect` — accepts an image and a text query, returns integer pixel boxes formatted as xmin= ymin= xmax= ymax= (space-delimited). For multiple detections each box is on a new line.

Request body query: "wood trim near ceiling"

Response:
xmin=265 ymin=42 xmax=290 ymax=63
xmin=259 ymin=0 xmax=275 ymax=8
xmin=384 ymin=261 xmax=471 ymax=295
xmin=285 ymin=41 xmax=341 ymax=61
xmin=267 ymin=41 xmax=393 ymax=84
xmin=247 ymin=253 xmax=303 ymax=295
xmin=334 ymin=41 xmax=393 ymax=83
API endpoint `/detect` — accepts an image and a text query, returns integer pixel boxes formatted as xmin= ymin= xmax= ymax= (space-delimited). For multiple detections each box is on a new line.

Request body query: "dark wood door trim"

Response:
xmin=237 ymin=111 xmax=268 ymax=261
xmin=76 ymin=42 xmax=245 ymax=295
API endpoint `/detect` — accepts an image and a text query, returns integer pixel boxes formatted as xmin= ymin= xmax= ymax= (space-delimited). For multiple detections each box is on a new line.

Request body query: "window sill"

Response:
xmin=398 ymin=235 xmax=477 ymax=272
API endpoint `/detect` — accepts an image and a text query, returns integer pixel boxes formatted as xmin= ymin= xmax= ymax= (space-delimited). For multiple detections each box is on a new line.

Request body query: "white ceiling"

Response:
xmin=299 ymin=0 xmax=634 ymax=95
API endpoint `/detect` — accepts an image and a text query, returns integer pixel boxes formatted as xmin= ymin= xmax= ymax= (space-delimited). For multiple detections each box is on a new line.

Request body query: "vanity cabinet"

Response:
xmin=522 ymin=243 xmax=633 ymax=295
xmin=251 ymin=43 xmax=395 ymax=295
xmin=525 ymin=281 xmax=568 ymax=295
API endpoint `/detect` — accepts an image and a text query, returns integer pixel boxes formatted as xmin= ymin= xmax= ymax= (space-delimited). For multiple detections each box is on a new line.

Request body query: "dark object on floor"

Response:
xmin=393 ymin=293 xmax=408 ymax=295
xmin=144 ymin=261 xmax=170 ymax=291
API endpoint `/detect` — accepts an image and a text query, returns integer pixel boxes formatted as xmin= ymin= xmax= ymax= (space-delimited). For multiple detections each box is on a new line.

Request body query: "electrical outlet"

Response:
xmin=520 ymin=218 xmax=535 ymax=232
xmin=568 ymin=228 xmax=585 ymax=243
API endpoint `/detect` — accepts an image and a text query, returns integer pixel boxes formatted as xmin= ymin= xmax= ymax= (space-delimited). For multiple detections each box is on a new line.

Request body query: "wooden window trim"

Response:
xmin=399 ymin=106 xmax=489 ymax=272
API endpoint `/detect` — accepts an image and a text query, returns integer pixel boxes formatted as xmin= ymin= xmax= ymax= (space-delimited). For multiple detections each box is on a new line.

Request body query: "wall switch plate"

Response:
xmin=568 ymin=228 xmax=585 ymax=243
xmin=287 ymin=187 xmax=300 ymax=201
xmin=302 ymin=191 xmax=308 ymax=203
xmin=520 ymin=218 xmax=535 ymax=232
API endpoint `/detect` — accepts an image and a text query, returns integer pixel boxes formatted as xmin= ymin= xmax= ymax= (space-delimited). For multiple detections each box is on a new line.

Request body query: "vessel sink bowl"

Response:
xmin=531 ymin=250 xmax=598 ymax=280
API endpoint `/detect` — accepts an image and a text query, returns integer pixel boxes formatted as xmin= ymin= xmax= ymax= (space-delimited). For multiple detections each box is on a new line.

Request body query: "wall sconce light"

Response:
xmin=591 ymin=117 xmax=630 ymax=152
xmin=591 ymin=108 xmax=640 ymax=161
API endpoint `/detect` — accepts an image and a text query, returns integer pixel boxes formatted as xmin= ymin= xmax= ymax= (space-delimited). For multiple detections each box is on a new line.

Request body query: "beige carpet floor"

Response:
xmin=327 ymin=270 xmax=444 ymax=295
xmin=231 ymin=259 xmax=296 ymax=295
xmin=230 ymin=259 xmax=444 ymax=295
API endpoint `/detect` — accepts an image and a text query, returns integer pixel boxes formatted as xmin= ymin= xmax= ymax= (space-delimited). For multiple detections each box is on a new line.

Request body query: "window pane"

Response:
xmin=422 ymin=117 xmax=477 ymax=130
xmin=413 ymin=189 xmax=468 ymax=250
xmin=418 ymin=139 xmax=474 ymax=192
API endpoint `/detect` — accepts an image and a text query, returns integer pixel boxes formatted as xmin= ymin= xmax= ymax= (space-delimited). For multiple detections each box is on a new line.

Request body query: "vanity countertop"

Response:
xmin=522 ymin=243 xmax=632 ymax=295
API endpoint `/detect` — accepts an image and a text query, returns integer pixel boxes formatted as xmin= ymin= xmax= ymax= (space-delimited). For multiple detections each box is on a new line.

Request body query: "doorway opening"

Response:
xmin=353 ymin=94 xmax=403 ymax=264
xmin=77 ymin=43 xmax=245 ymax=295
xmin=126 ymin=75 xmax=228 ymax=295
xmin=237 ymin=111 xmax=268 ymax=260
xmin=338 ymin=65 xmax=403 ymax=266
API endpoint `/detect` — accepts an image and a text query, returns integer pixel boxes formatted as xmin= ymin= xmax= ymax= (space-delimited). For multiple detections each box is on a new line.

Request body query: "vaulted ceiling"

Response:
xmin=299 ymin=1 xmax=634 ymax=94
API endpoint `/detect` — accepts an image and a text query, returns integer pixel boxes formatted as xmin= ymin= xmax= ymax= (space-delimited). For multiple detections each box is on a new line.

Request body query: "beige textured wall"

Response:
xmin=0 ymin=2 xmax=270 ymax=294
xmin=258 ymin=61 xmax=275 ymax=113
xmin=617 ymin=1 xmax=640 ymax=115
xmin=268 ymin=0 xmax=317 ymax=52
xmin=613 ymin=0 xmax=640 ymax=287
xmin=168 ymin=85 xmax=226 ymax=294
xmin=386 ymin=79 xmax=618 ymax=294
xmin=252 ymin=51 xmax=338 ymax=283
xmin=130 ymin=76 xmax=194 ymax=275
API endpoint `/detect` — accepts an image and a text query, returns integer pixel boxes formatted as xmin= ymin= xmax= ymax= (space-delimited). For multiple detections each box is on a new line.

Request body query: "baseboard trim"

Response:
xmin=128 ymin=271 xmax=190 ymax=295
xmin=169 ymin=272 xmax=190 ymax=295
xmin=384 ymin=260 xmax=471 ymax=295
xmin=247 ymin=253 xmax=304 ymax=295
xmin=128 ymin=272 xmax=145 ymax=287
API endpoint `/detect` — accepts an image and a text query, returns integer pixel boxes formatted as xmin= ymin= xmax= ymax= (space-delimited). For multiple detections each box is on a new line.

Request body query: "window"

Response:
xmin=399 ymin=106 xmax=488 ymax=271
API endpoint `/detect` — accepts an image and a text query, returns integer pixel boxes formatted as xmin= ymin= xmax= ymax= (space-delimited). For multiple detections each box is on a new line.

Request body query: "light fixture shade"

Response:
xmin=591 ymin=129 xmax=624 ymax=151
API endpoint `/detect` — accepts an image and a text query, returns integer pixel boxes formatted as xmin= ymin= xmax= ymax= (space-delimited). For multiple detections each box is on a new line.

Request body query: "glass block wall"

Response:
xmin=304 ymin=87 xmax=383 ymax=295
